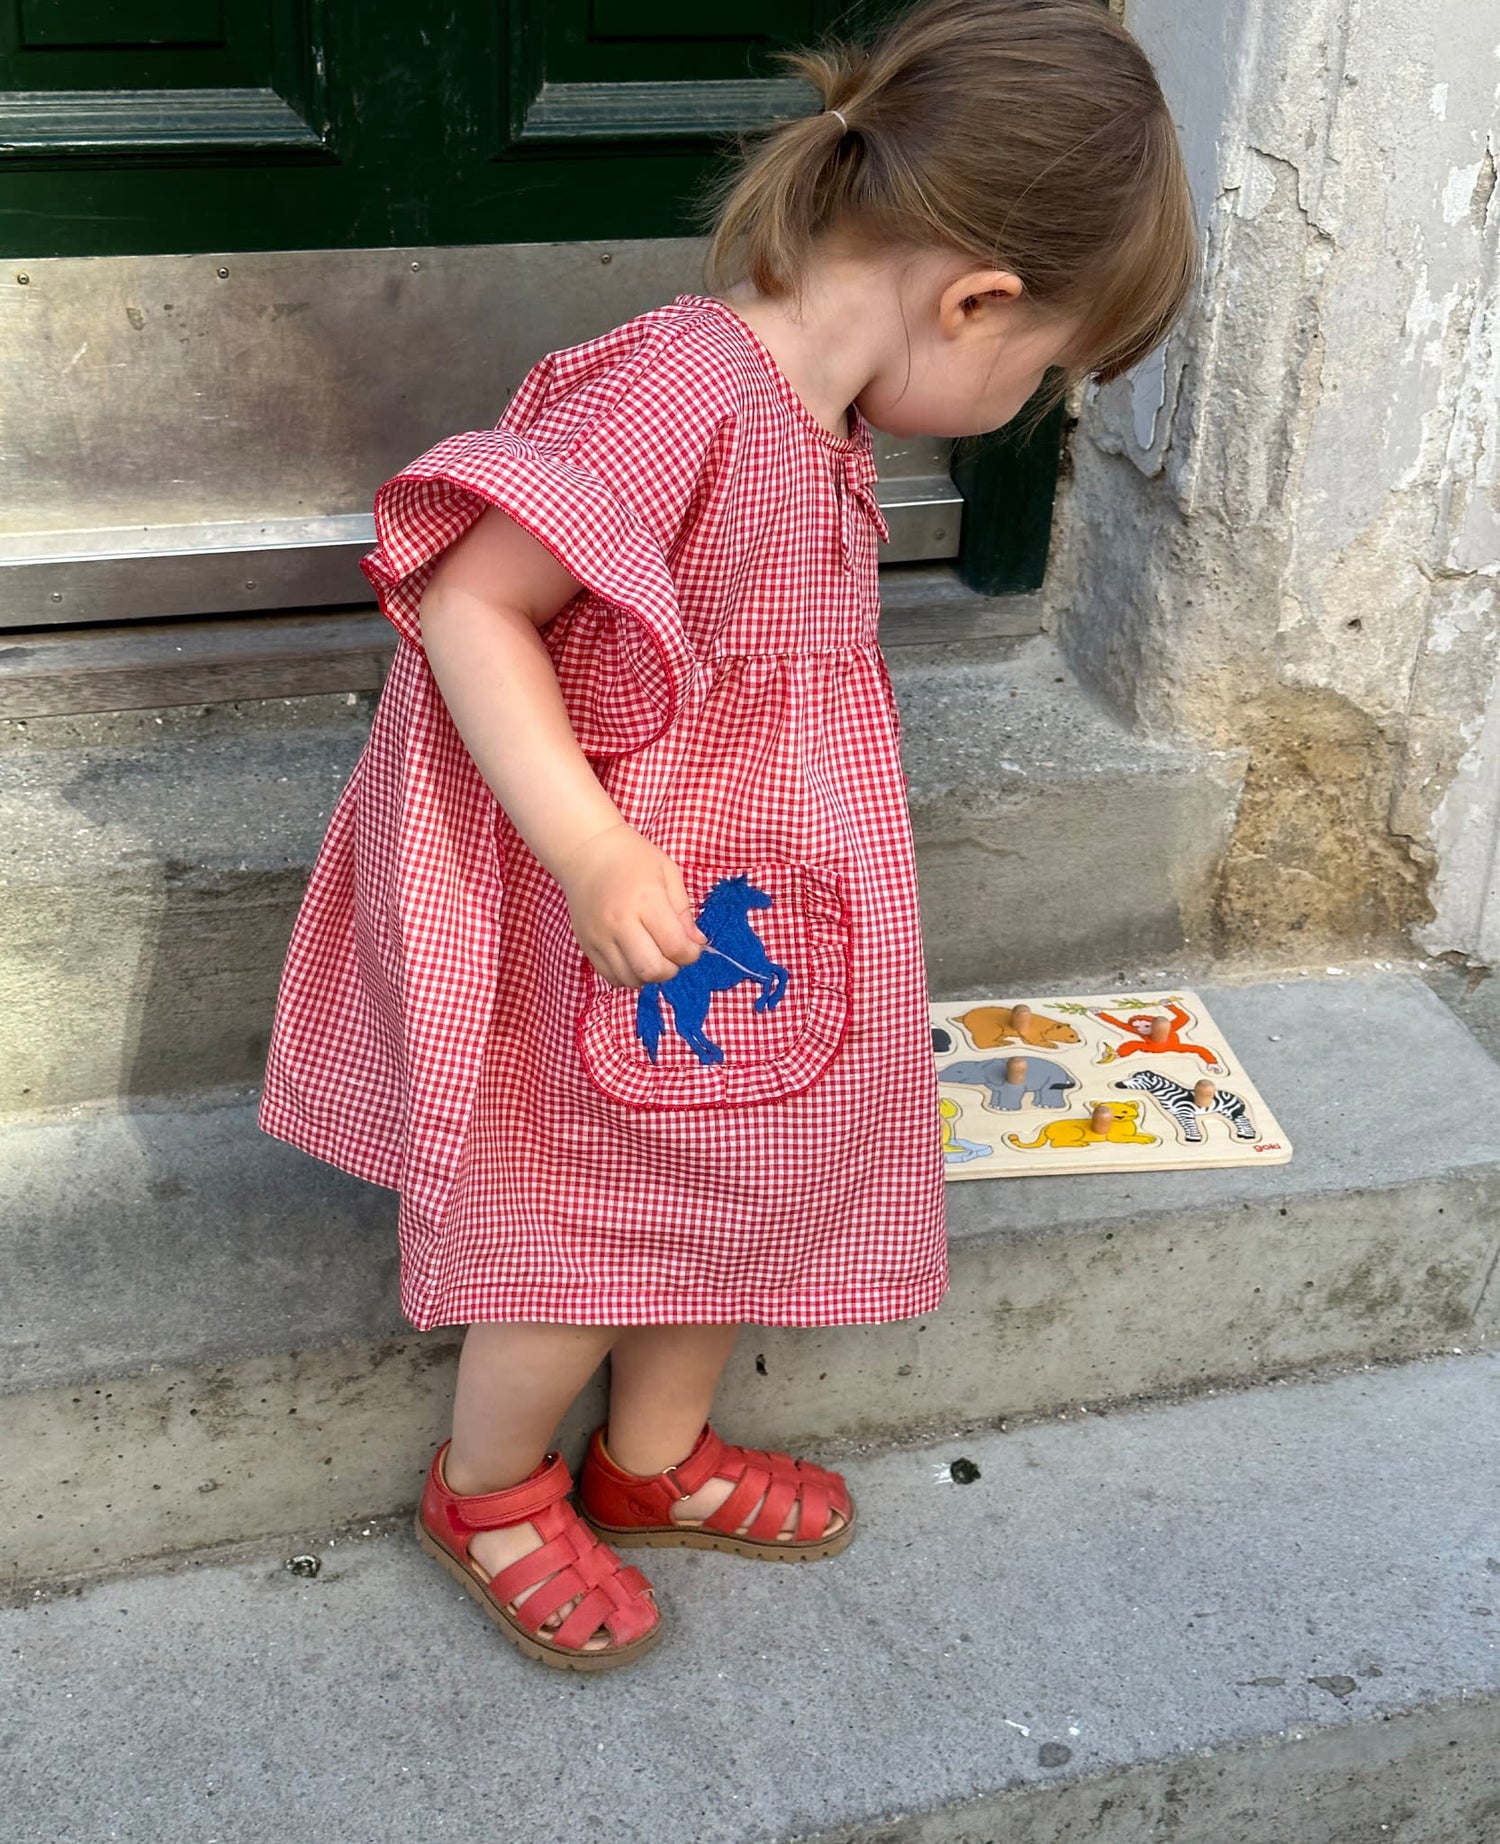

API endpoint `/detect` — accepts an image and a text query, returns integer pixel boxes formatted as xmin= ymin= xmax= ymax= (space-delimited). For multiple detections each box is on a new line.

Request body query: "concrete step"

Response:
xmin=5 ymin=971 xmax=1496 ymax=1589
xmin=8 ymin=1350 xmax=1498 ymax=1844
xmin=890 ymin=637 xmax=1243 ymax=993
xmin=0 ymin=636 xmax=1241 ymax=1113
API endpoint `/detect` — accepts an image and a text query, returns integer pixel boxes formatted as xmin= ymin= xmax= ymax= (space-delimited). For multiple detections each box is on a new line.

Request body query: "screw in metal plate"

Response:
xmin=50 ymin=591 xmax=63 ymax=603
xmin=411 ymin=261 xmax=421 ymax=272
xmin=16 ymin=273 xmax=29 ymax=285
xmin=244 ymin=580 xmax=257 ymax=590
xmin=600 ymin=253 xmax=613 ymax=265
xmin=216 ymin=266 xmax=229 ymax=279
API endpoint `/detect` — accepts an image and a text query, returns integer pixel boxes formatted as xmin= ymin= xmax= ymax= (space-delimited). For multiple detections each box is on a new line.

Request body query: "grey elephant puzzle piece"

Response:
xmin=941 ymin=1055 xmax=1078 ymax=1111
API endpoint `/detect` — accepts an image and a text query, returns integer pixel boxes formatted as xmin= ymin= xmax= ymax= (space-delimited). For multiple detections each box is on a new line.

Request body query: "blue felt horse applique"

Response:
xmin=636 ymin=874 xmax=788 ymax=1066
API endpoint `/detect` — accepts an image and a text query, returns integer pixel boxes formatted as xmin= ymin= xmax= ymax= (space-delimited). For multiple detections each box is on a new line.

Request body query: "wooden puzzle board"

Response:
xmin=933 ymin=990 xmax=1293 ymax=1179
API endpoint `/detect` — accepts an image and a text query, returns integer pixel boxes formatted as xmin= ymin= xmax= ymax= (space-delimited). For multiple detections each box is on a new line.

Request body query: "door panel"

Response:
xmin=0 ymin=0 xmax=320 ymax=158
xmin=20 ymin=4 xmax=227 ymax=48
xmin=591 ymin=3 xmax=787 ymax=38
xmin=506 ymin=4 xmax=818 ymax=147
xmin=0 ymin=2 xmax=869 ymax=250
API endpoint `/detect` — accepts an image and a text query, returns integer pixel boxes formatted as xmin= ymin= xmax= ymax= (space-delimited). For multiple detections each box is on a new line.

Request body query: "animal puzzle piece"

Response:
xmin=1006 ymin=1100 xmax=1159 ymax=1150
xmin=1113 ymin=1070 xmax=1257 ymax=1142
xmin=939 ymin=1095 xmax=992 ymax=1166
xmin=932 ymin=1026 xmax=954 ymax=1055
xmin=954 ymin=1002 xmax=1082 ymax=1050
xmin=1094 ymin=1001 xmax=1222 ymax=1070
xmin=636 ymin=874 xmax=786 ymax=1066
xmin=941 ymin=1055 xmax=1078 ymax=1111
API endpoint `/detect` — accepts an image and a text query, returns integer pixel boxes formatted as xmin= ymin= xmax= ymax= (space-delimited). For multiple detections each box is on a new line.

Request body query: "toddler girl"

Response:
xmin=261 ymin=0 xmax=1196 ymax=1670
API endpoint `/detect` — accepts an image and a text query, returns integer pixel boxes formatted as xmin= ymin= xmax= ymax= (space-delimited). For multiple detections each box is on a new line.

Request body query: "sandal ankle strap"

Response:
xmin=590 ymin=1423 xmax=726 ymax=1500
xmin=431 ymin=1442 xmax=573 ymax=1531
xmin=657 ymin=1423 xmax=727 ymax=1497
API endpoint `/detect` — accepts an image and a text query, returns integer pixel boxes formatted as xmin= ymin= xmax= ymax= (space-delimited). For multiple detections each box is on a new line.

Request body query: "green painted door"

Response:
xmin=0 ymin=0 xmax=875 ymax=254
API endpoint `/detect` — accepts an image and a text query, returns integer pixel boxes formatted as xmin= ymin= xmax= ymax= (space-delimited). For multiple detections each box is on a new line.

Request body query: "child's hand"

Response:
xmin=555 ymin=823 xmax=708 ymax=989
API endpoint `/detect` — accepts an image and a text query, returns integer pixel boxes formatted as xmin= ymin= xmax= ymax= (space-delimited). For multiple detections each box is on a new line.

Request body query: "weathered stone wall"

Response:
xmin=1047 ymin=0 xmax=1499 ymax=962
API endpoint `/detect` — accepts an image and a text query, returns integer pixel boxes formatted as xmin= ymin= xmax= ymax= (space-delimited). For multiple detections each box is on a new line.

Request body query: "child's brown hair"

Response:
xmin=705 ymin=0 xmax=1198 ymax=410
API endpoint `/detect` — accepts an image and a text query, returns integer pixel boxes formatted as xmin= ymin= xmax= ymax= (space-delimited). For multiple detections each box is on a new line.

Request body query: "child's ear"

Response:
xmin=938 ymin=268 xmax=1026 ymax=337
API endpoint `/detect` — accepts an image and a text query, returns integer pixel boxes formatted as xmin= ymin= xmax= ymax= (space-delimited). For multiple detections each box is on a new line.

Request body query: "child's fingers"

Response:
xmin=662 ymin=861 xmax=708 ymax=944
xmin=640 ymin=887 xmax=703 ymax=969
xmin=575 ymin=919 xmax=644 ymax=989
xmin=578 ymin=935 xmax=623 ymax=987
xmin=611 ymin=917 xmax=685 ymax=989
xmin=574 ymin=917 xmax=681 ymax=989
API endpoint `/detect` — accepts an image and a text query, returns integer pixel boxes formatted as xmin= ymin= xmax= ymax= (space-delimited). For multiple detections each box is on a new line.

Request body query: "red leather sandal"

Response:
xmin=579 ymin=1423 xmax=856 ymax=1562
xmin=415 ymin=1442 xmax=662 ymax=1671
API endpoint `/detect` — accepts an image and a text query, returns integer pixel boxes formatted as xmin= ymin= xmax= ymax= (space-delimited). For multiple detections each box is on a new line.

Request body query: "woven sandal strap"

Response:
xmin=551 ymin=1574 xmax=657 ymax=1651
xmin=500 ymin=1518 xmax=657 ymax=1649
xmin=448 ymin=1451 xmax=572 ymax=1532
xmin=697 ymin=1444 xmax=843 ymax=1543
xmin=794 ymin=1476 xmax=831 ymax=1544
xmin=550 ymin=1586 xmax=621 ymax=1651
xmin=745 ymin=1471 xmax=802 ymax=1544
xmin=489 ymin=1519 xmax=587 ymax=1611
xmin=705 ymin=1465 xmax=772 ymax=1537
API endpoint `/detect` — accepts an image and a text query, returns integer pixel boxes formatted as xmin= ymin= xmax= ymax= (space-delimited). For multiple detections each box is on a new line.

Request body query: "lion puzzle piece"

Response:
xmin=933 ymin=988 xmax=1291 ymax=1180
xmin=1005 ymin=1099 xmax=1158 ymax=1151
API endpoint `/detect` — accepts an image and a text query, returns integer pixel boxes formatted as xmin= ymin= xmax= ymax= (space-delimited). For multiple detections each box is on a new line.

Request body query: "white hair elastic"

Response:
xmin=826 ymin=108 xmax=849 ymax=131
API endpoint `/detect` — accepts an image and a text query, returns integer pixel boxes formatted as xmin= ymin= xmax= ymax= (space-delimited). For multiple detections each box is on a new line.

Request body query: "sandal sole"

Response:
xmin=414 ymin=1513 xmax=663 ymax=1673
xmin=582 ymin=1509 xmax=857 ymax=1564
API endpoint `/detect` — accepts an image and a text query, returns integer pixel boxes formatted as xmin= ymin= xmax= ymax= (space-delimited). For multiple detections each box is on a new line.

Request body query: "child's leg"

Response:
xmin=447 ymin=1322 xmax=615 ymax=1490
xmin=604 ymin=1323 xmax=740 ymax=1474
xmin=603 ymin=1324 xmax=846 ymax=1540
xmin=444 ymin=1322 xmax=617 ymax=1626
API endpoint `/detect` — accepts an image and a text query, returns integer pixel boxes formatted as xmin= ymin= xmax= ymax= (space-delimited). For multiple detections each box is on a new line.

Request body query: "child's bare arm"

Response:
xmin=421 ymin=509 xmax=619 ymax=872
xmin=420 ymin=507 xmax=704 ymax=988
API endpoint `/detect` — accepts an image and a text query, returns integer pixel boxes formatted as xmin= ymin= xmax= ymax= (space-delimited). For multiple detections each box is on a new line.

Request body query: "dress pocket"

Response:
xmin=575 ymin=860 xmax=852 ymax=1110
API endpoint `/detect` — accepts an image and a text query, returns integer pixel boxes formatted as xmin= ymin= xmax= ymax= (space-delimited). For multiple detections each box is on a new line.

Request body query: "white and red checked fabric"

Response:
xmin=259 ymin=294 xmax=948 ymax=1329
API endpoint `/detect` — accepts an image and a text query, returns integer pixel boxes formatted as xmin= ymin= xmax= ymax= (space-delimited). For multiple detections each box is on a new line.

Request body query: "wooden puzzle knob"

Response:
xmin=1005 ymin=1057 xmax=1028 ymax=1085
xmin=1090 ymin=1104 xmax=1112 ymax=1135
xmin=1193 ymin=1080 xmax=1216 ymax=1108
xmin=1149 ymin=1016 xmax=1171 ymax=1044
xmin=1010 ymin=1003 xmax=1032 ymax=1033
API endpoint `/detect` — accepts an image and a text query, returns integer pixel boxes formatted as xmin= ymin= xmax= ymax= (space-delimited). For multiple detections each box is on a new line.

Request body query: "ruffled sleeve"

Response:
xmin=361 ymin=323 xmax=726 ymax=757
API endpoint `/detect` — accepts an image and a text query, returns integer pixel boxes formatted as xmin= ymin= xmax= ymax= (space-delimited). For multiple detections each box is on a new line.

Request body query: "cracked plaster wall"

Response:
xmin=1045 ymin=0 xmax=1499 ymax=960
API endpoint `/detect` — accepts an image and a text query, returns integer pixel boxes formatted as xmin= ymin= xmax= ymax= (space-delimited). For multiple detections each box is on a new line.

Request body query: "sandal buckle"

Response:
xmin=659 ymin=1463 xmax=689 ymax=1501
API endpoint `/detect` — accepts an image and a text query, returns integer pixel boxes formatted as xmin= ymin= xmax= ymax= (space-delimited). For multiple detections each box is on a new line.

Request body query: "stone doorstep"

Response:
xmin=4 ymin=973 xmax=1498 ymax=1588
xmin=8 ymin=1352 xmax=1500 ymax=1844
xmin=0 ymin=638 xmax=1243 ymax=1113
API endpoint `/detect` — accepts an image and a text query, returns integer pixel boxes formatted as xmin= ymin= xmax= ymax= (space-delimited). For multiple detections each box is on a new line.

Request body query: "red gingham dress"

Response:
xmin=259 ymin=293 xmax=948 ymax=1329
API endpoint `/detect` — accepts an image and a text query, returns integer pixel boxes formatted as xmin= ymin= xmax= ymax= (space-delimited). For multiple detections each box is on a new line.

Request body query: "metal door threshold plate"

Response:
xmin=1 ymin=490 xmax=962 ymax=627
xmin=1 ymin=241 xmax=962 ymax=628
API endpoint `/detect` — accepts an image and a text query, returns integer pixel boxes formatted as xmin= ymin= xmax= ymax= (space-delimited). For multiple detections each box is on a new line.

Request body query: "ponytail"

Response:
xmin=701 ymin=0 xmax=1199 ymax=391
xmin=705 ymin=47 xmax=872 ymax=299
